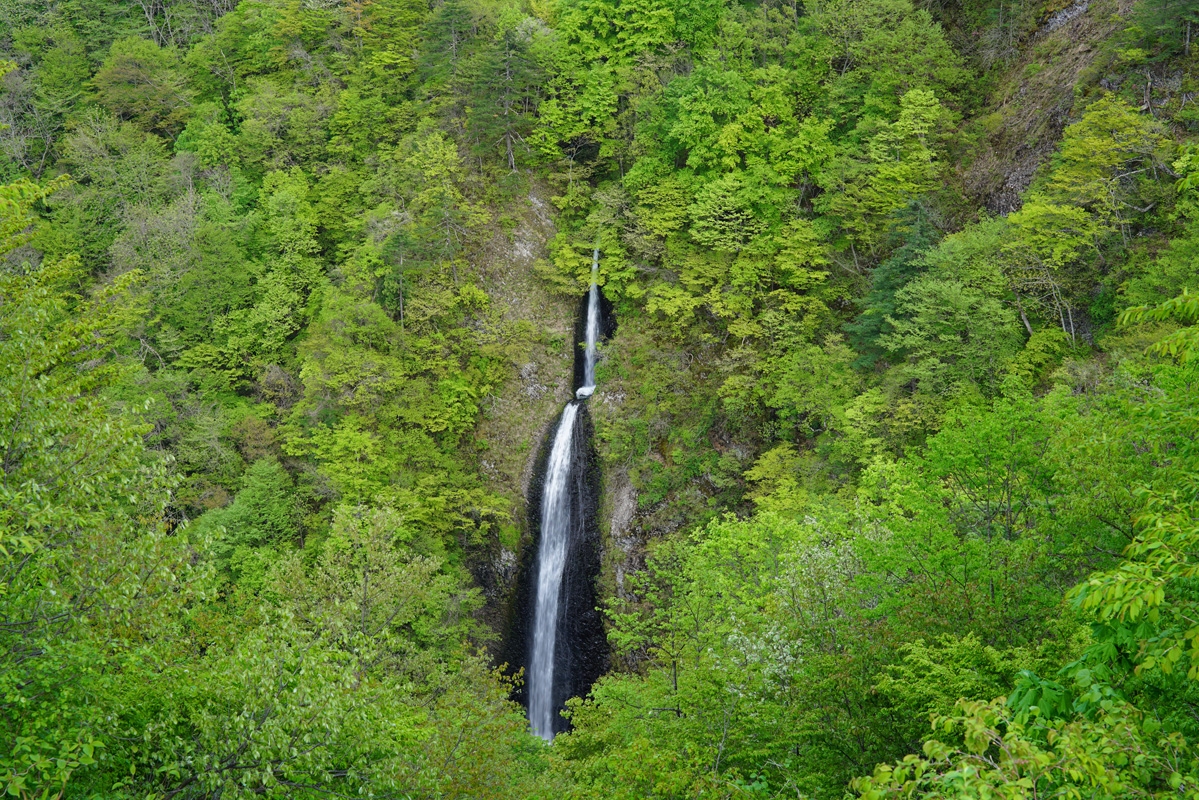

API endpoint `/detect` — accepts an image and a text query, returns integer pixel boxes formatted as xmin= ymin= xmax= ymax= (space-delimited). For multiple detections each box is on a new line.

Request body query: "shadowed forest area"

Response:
xmin=4 ymin=0 xmax=1199 ymax=795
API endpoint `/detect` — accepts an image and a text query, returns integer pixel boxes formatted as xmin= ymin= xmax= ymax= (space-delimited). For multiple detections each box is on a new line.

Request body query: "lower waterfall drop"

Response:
xmin=526 ymin=248 xmax=607 ymax=741
xmin=528 ymin=402 xmax=581 ymax=740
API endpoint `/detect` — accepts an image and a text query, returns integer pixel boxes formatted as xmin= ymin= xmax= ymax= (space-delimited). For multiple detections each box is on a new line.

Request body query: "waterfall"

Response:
xmin=526 ymin=251 xmax=606 ymax=742
xmin=528 ymin=401 xmax=580 ymax=740
xmin=576 ymin=249 xmax=600 ymax=399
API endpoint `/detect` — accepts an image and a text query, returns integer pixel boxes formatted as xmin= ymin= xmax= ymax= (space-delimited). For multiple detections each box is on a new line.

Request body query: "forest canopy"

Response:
xmin=3 ymin=0 xmax=1199 ymax=795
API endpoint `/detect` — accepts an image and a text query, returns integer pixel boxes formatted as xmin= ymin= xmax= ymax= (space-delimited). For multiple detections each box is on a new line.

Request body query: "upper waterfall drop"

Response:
xmin=576 ymin=249 xmax=600 ymax=399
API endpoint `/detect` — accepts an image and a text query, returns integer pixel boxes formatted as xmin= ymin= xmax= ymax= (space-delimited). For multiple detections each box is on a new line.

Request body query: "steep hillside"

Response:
xmin=4 ymin=0 xmax=1199 ymax=795
xmin=963 ymin=0 xmax=1127 ymax=212
xmin=470 ymin=186 xmax=578 ymax=628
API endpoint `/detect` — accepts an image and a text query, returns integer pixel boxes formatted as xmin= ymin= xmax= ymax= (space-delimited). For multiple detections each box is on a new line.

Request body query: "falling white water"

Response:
xmin=575 ymin=249 xmax=600 ymax=399
xmin=529 ymin=401 xmax=580 ymax=740
xmin=528 ymin=249 xmax=602 ymax=741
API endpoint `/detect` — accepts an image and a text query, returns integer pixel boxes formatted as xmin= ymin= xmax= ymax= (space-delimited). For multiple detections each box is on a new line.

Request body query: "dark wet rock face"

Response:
xmin=505 ymin=271 xmax=612 ymax=740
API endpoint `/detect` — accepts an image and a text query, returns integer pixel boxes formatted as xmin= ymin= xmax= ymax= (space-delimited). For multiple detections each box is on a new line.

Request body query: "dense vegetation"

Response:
xmin=4 ymin=0 xmax=1199 ymax=795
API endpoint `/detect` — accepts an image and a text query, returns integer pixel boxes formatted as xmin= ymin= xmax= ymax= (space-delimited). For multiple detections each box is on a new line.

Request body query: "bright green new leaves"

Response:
xmin=350 ymin=0 xmax=427 ymax=97
xmin=372 ymin=121 xmax=490 ymax=305
xmin=810 ymin=0 xmax=968 ymax=119
xmin=650 ymin=64 xmax=833 ymax=245
xmin=1120 ymin=287 xmax=1199 ymax=362
xmin=1072 ymin=491 xmax=1199 ymax=680
xmin=0 ymin=174 xmax=68 ymax=254
xmin=758 ymin=336 xmax=860 ymax=440
xmin=271 ymin=503 xmax=472 ymax=671
xmin=4 ymin=8 xmax=559 ymax=800
xmin=878 ymin=276 xmax=1022 ymax=395
xmin=133 ymin=616 xmax=415 ymax=799
xmin=533 ymin=0 xmax=673 ymax=160
xmin=817 ymin=89 xmax=951 ymax=258
xmin=660 ymin=65 xmax=833 ymax=253
xmin=174 ymin=103 xmax=239 ymax=168
xmin=399 ymin=122 xmax=490 ymax=267
xmin=0 ymin=194 xmax=530 ymax=799
xmin=9 ymin=0 xmax=1199 ymax=797
xmin=1041 ymin=96 xmax=1170 ymax=223
xmin=537 ymin=0 xmax=971 ymax=504
xmin=1004 ymin=97 xmax=1171 ymax=331
xmin=556 ymin=0 xmax=676 ymax=61
xmin=853 ymin=359 xmax=1199 ymax=798
xmin=0 ymin=245 xmax=155 ymax=569
xmin=0 ymin=180 xmax=197 ymax=799
xmin=93 ymin=37 xmax=193 ymax=136
xmin=566 ymin=369 xmax=1188 ymax=797
xmin=555 ymin=513 xmax=819 ymax=798
xmin=687 ymin=172 xmax=768 ymax=253
xmin=2 ymin=736 xmax=102 ymax=800
xmin=854 ymin=697 xmax=1197 ymax=799
xmin=664 ymin=66 xmax=753 ymax=173
xmin=282 ymin=286 xmax=504 ymax=543
xmin=131 ymin=505 xmax=530 ymax=800
xmin=179 ymin=168 xmax=324 ymax=385
xmin=185 ymin=1 xmax=324 ymax=105
xmin=662 ymin=65 xmax=832 ymax=180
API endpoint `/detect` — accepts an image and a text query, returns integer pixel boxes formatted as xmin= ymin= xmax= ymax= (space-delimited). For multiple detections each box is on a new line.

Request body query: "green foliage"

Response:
xmin=193 ymin=456 xmax=299 ymax=589
xmin=5 ymin=0 xmax=1199 ymax=798
xmin=817 ymin=89 xmax=953 ymax=257
xmin=810 ymin=0 xmax=968 ymax=120
xmin=0 ymin=5 xmax=545 ymax=777
xmin=1002 ymin=97 xmax=1172 ymax=338
xmin=1121 ymin=287 xmax=1199 ymax=362
xmin=853 ymin=697 xmax=1197 ymax=798
xmin=846 ymin=209 xmax=941 ymax=366
xmin=93 ymin=37 xmax=192 ymax=136
xmin=45 ymin=108 xmax=175 ymax=269
xmin=0 ymin=26 xmax=90 ymax=178
xmin=466 ymin=9 xmax=546 ymax=171
xmin=561 ymin=365 xmax=1189 ymax=796
xmin=878 ymin=275 xmax=1023 ymax=395
xmin=0 ymin=179 xmax=197 ymax=800
xmin=874 ymin=635 xmax=1038 ymax=728
xmin=853 ymin=363 xmax=1199 ymax=795
xmin=1131 ymin=0 xmax=1199 ymax=56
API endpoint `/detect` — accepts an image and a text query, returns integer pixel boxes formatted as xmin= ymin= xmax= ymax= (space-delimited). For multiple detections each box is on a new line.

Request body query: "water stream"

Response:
xmin=576 ymin=254 xmax=600 ymax=398
xmin=527 ymin=248 xmax=604 ymax=741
